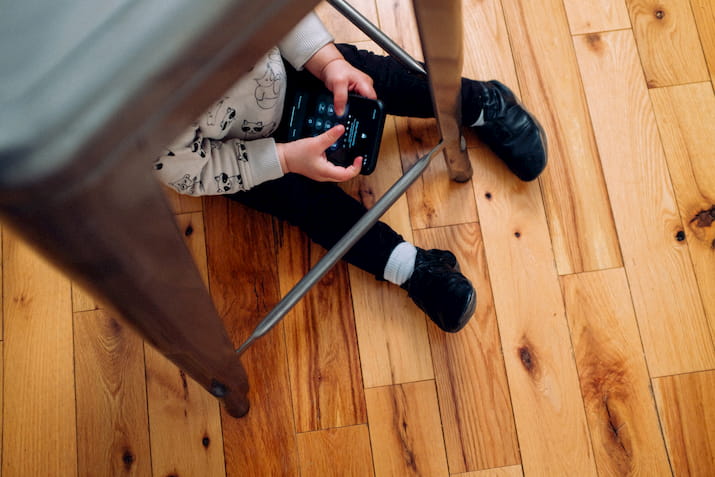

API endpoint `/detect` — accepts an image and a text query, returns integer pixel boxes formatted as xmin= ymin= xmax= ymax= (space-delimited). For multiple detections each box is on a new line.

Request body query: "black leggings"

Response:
xmin=228 ymin=44 xmax=480 ymax=279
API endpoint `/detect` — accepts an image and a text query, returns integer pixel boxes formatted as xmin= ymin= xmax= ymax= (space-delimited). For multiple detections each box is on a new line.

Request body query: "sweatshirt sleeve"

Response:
xmin=278 ymin=12 xmax=334 ymax=71
xmin=154 ymin=126 xmax=284 ymax=196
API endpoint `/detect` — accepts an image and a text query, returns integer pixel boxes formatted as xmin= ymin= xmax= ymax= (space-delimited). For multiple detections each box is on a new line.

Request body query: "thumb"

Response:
xmin=315 ymin=124 xmax=345 ymax=150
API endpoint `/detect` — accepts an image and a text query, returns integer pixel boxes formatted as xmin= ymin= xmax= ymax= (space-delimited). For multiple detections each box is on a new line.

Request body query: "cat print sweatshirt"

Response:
xmin=154 ymin=13 xmax=333 ymax=196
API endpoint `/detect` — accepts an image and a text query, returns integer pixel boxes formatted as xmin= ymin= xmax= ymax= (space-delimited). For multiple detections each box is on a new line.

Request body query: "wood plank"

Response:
xmin=561 ymin=268 xmax=671 ymax=476
xmin=175 ymin=211 xmax=210 ymax=286
xmin=414 ymin=224 xmax=519 ymax=473
xmin=144 ymin=345 xmax=226 ymax=477
xmin=562 ymin=0 xmax=631 ymax=34
xmin=2 ymin=232 xmax=77 ymax=477
xmin=454 ymin=466 xmax=523 ymax=477
xmin=650 ymin=82 xmax=715 ymax=342
xmin=365 ymin=381 xmax=449 ymax=477
xmin=203 ymin=196 xmax=300 ymax=477
xmin=144 ymin=206 xmax=226 ymax=477
xmin=74 ymin=309 xmax=152 ymax=477
xmin=315 ymin=0 xmax=379 ymax=44
xmin=344 ymin=117 xmax=434 ymax=388
xmin=691 ymin=0 xmax=715 ymax=82
xmin=395 ymin=117 xmax=479 ymax=229
xmin=573 ymin=29 xmax=715 ymax=375
xmin=626 ymin=0 xmax=710 ymax=87
xmin=72 ymin=282 xmax=102 ymax=312
xmin=163 ymin=186 xmax=203 ymax=214
xmin=471 ymin=146 xmax=597 ymax=476
xmin=374 ymin=0 xmax=423 ymax=62
xmin=653 ymin=371 xmax=715 ymax=476
xmin=278 ymin=224 xmax=366 ymax=432
xmin=500 ymin=0 xmax=622 ymax=275
xmin=296 ymin=425 xmax=374 ymax=477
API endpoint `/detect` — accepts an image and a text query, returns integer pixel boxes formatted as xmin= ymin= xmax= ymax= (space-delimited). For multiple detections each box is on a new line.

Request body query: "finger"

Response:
xmin=354 ymin=77 xmax=377 ymax=100
xmin=315 ymin=124 xmax=345 ymax=150
xmin=320 ymin=157 xmax=362 ymax=182
xmin=332 ymin=80 xmax=349 ymax=116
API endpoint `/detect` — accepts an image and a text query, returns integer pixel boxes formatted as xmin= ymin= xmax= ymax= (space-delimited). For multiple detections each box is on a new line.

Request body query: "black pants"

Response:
xmin=228 ymin=44 xmax=481 ymax=279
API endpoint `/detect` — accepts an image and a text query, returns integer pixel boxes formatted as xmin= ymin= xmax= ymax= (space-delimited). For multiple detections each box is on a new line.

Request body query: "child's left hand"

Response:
xmin=306 ymin=43 xmax=377 ymax=116
xmin=320 ymin=58 xmax=377 ymax=116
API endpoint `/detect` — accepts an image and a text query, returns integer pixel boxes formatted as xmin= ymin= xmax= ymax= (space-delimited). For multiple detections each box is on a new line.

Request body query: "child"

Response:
xmin=154 ymin=13 xmax=547 ymax=333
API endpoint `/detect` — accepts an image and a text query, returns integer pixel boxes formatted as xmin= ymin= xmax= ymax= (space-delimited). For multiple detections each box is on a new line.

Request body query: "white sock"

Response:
xmin=383 ymin=242 xmax=417 ymax=286
xmin=470 ymin=109 xmax=486 ymax=127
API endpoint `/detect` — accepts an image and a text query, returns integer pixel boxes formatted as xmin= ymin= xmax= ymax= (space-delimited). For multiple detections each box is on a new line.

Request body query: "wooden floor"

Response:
xmin=3 ymin=0 xmax=715 ymax=475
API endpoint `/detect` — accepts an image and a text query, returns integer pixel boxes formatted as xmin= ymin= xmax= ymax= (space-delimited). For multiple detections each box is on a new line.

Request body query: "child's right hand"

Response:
xmin=277 ymin=124 xmax=362 ymax=182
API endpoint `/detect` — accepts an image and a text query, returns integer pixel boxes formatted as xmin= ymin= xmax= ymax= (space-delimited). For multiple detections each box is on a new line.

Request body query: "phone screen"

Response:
xmin=280 ymin=89 xmax=386 ymax=175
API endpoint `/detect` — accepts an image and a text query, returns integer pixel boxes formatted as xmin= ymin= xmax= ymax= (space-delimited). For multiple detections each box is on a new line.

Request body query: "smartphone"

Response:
xmin=279 ymin=87 xmax=386 ymax=175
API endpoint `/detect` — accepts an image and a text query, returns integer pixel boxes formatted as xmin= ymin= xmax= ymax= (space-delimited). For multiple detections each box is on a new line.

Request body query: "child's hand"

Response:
xmin=277 ymin=125 xmax=362 ymax=182
xmin=305 ymin=43 xmax=377 ymax=116
xmin=320 ymin=58 xmax=377 ymax=116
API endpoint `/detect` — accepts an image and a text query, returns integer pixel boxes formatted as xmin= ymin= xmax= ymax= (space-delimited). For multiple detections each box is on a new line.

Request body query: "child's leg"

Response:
xmin=228 ymin=174 xmax=403 ymax=280
xmin=228 ymin=176 xmax=475 ymax=332
xmin=336 ymin=43 xmax=547 ymax=181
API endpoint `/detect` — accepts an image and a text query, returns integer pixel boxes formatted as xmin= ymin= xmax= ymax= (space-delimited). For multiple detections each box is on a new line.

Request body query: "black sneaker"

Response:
xmin=470 ymin=80 xmax=547 ymax=182
xmin=401 ymin=249 xmax=476 ymax=333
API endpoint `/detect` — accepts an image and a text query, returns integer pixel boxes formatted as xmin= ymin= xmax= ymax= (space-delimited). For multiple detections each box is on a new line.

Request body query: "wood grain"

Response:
xmin=414 ymin=224 xmax=519 ymax=473
xmin=2 ymin=232 xmax=77 ymax=477
xmin=315 ymin=0 xmax=380 ymax=44
xmin=203 ymin=196 xmax=300 ymax=477
xmin=455 ymin=466 xmax=523 ymax=477
xmin=562 ymin=0 xmax=630 ymax=34
xmin=374 ymin=0 xmax=423 ymax=61
xmin=395 ymin=117 xmax=479 ymax=229
xmin=561 ymin=268 xmax=671 ymax=476
xmin=691 ymin=0 xmax=715 ymax=82
xmin=142 ymin=208 xmax=228 ymax=477
xmin=279 ymin=224 xmax=366 ymax=432
xmin=344 ymin=116 xmax=434 ymax=388
xmin=296 ymin=425 xmax=374 ymax=477
xmin=71 ymin=282 xmax=101 ymax=313
xmin=350 ymin=265 xmax=435 ymax=388
xmin=163 ymin=186 xmax=203 ymax=214
xmin=74 ymin=309 xmax=152 ymax=477
xmin=500 ymin=0 xmax=622 ymax=275
xmin=573 ymin=29 xmax=715 ymax=375
xmin=175 ymin=211 xmax=210 ymax=286
xmin=471 ymin=146 xmax=597 ymax=476
xmin=653 ymin=371 xmax=715 ymax=476
xmin=626 ymin=0 xmax=710 ymax=87
xmin=144 ymin=345 xmax=226 ymax=477
xmin=365 ymin=381 xmax=449 ymax=477
xmin=650 ymin=82 xmax=715 ymax=342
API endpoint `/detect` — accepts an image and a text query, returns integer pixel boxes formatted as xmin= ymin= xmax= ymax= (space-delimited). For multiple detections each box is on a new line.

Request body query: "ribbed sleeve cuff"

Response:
xmin=278 ymin=12 xmax=334 ymax=70
xmin=241 ymin=138 xmax=285 ymax=189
